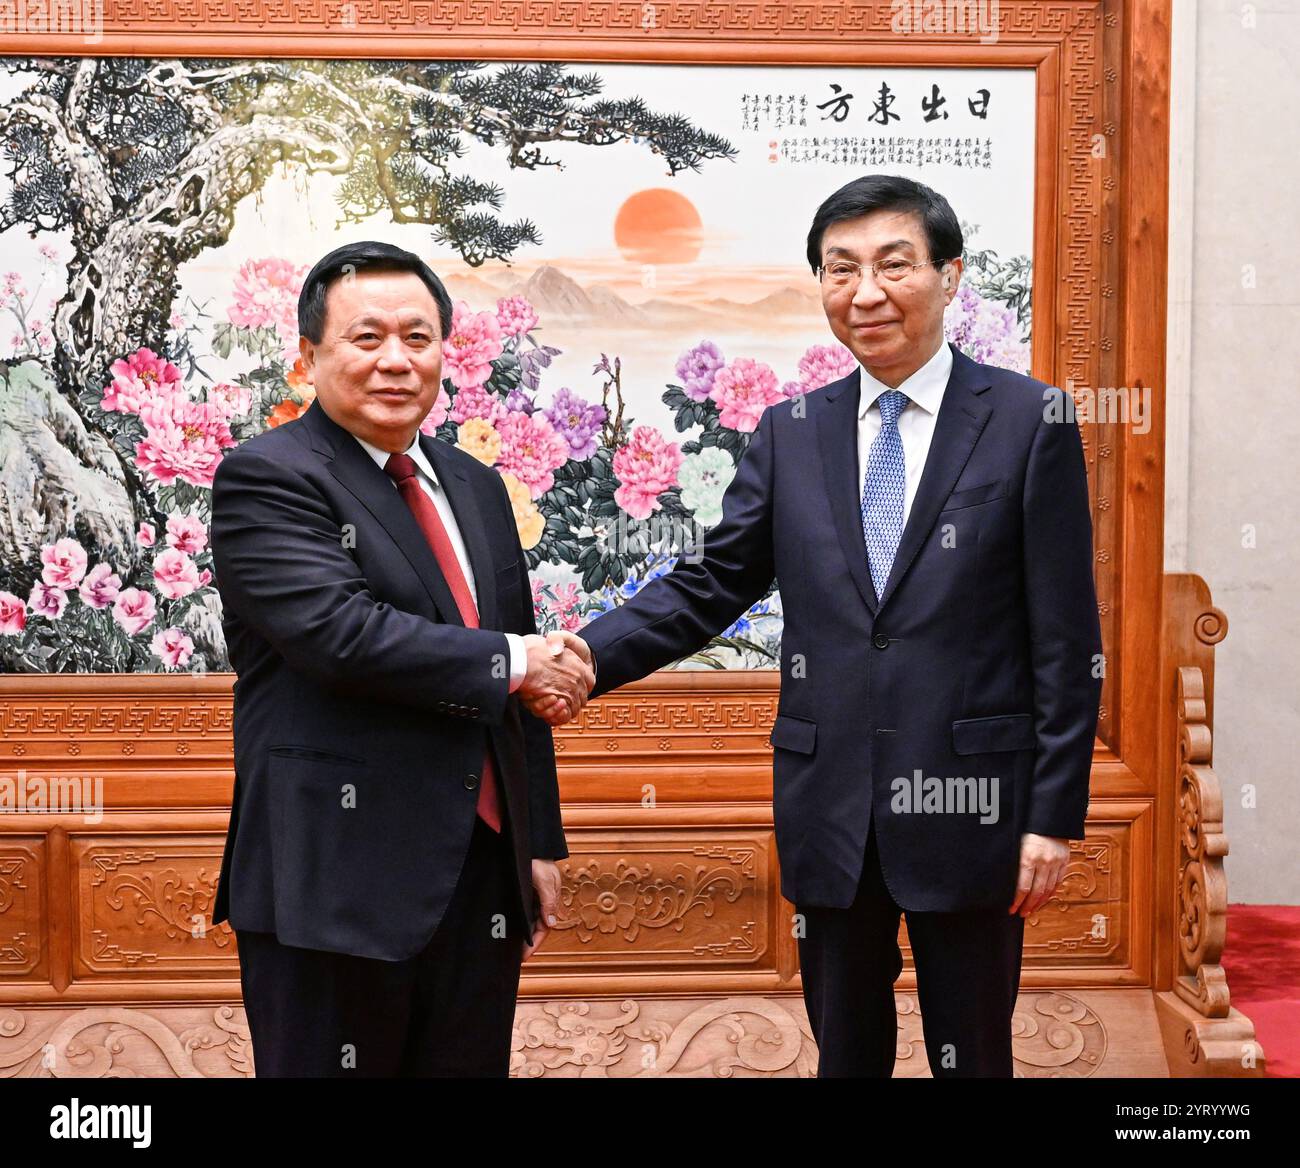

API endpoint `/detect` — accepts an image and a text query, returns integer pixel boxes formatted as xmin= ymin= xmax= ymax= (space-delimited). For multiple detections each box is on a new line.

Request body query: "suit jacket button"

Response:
xmin=873 ymin=633 xmax=889 ymax=650
xmin=465 ymin=773 xmax=479 ymax=789
xmin=470 ymin=706 xmax=480 ymax=717
xmin=436 ymin=701 xmax=447 ymax=712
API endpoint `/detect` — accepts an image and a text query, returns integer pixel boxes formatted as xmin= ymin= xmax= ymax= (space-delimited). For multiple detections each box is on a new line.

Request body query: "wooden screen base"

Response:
xmin=2 ymin=988 xmax=1171 ymax=1078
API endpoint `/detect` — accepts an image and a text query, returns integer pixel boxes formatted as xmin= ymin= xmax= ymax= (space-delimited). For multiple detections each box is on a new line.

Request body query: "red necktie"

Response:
xmin=384 ymin=451 xmax=503 ymax=833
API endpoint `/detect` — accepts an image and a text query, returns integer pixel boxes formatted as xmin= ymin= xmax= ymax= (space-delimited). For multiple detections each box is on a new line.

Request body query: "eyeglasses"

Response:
xmin=817 ymin=258 xmax=953 ymax=288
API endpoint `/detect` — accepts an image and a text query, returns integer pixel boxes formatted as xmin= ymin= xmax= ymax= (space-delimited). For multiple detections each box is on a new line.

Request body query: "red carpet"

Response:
xmin=1222 ymin=905 xmax=1300 ymax=1077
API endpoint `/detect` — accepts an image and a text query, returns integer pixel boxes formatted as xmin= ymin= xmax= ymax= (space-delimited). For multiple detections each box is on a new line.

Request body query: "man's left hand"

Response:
xmin=522 ymin=859 xmax=561 ymax=961
xmin=1008 ymin=832 xmax=1071 ymax=917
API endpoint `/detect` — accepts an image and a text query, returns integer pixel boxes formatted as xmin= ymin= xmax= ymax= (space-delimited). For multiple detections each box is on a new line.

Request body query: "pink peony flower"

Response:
xmin=531 ymin=580 xmax=583 ymax=632
xmin=613 ymin=425 xmax=684 ymax=520
xmin=419 ymin=385 xmax=452 ymax=435
xmin=495 ymin=412 xmax=570 ymax=500
xmin=134 ymin=397 xmax=236 ymax=487
xmin=797 ymin=343 xmax=857 ymax=390
xmin=550 ymin=582 xmax=583 ymax=632
xmin=449 ymin=383 xmax=507 ymax=427
xmin=0 ymin=590 xmax=27 ymax=635
xmin=40 ymin=538 xmax=87 ymax=589
xmin=101 ymin=347 xmax=185 ymax=415
xmin=227 ymin=257 xmax=306 ymax=348
xmin=28 ymin=582 xmax=67 ymax=619
xmin=165 ymin=513 xmax=208 ymax=555
xmin=112 ymin=587 xmax=156 ymax=635
xmin=710 ymin=357 xmax=783 ymax=433
xmin=208 ymin=382 xmax=253 ymax=420
xmin=442 ymin=301 xmax=504 ymax=390
xmin=496 ymin=295 xmax=539 ymax=338
xmin=137 ymin=522 xmax=156 ymax=548
xmin=151 ymin=627 xmax=195 ymax=669
xmin=152 ymin=548 xmax=203 ymax=600
xmin=78 ymin=563 xmax=122 ymax=609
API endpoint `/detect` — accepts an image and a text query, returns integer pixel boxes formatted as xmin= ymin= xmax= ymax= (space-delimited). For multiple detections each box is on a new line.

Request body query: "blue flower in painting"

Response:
xmin=723 ymin=598 xmax=771 ymax=640
xmin=603 ymin=554 xmax=678 ymax=609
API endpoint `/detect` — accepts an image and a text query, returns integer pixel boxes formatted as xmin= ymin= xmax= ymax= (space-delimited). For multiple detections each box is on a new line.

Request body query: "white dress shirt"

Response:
xmin=354 ymin=432 xmax=527 ymax=692
xmin=856 ymin=340 xmax=953 ymax=528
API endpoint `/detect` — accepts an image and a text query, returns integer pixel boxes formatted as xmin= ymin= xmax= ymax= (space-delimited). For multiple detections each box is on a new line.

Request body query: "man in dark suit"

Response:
xmin=545 ymin=175 xmax=1102 ymax=1077
xmin=209 ymin=241 xmax=594 ymax=1077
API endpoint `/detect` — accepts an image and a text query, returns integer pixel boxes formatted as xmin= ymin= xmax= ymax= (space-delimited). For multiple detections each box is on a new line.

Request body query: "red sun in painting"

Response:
xmin=614 ymin=188 xmax=703 ymax=265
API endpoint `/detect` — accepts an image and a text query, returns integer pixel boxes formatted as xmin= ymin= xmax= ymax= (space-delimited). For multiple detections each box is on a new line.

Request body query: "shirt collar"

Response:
xmin=354 ymin=431 xmax=439 ymax=485
xmin=857 ymin=340 xmax=954 ymax=419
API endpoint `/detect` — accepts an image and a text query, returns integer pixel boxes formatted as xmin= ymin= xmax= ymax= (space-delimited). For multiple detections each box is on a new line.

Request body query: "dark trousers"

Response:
xmin=797 ymin=819 xmax=1025 ymax=1078
xmin=235 ymin=815 xmax=529 ymax=1077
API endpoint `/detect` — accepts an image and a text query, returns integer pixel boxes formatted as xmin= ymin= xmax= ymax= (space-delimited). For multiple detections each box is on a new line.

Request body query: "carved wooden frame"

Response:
xmin=1 ymin=1 xmax=1172 ymax=1011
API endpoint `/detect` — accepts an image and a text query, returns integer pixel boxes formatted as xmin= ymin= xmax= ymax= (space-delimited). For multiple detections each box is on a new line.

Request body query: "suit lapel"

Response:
xmin=875 ymin=345 xmax=993 ymax=611
xmin=302 ymin=403 xmax=465 ymax=627
xmin=818 ymin=368 xmax=879 ymax=616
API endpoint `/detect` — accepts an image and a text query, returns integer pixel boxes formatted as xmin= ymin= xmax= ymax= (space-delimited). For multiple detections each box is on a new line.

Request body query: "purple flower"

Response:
xmin=28 ymin=582 xmax=67 ymax=619
xmin=675 ymin=341 xmax=725 ymax=402
xmin=505 ymin=387 xmax=537 ymax=415
xmin=544 ymin=388 xmax=607 ymax=461
xmin=944 ymin=284 xmax=1029 ymax=374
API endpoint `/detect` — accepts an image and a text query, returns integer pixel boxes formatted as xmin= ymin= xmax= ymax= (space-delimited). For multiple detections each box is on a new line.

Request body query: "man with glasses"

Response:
xmin=534 ymin=174 xmax=1102 ymax=1078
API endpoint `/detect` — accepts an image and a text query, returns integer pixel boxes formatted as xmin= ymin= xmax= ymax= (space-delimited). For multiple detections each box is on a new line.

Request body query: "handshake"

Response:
xmin=518 ymin=631 xmax=595 ymax=727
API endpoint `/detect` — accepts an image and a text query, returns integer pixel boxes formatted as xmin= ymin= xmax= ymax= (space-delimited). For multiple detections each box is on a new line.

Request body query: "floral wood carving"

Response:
xmin=1174 ymin=665 xmax=1231 ymax=1019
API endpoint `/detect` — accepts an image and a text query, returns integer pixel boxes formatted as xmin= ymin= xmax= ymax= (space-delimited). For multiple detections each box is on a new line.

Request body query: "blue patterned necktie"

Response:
xmin=861 ymin=389 xmax=909 ymax=598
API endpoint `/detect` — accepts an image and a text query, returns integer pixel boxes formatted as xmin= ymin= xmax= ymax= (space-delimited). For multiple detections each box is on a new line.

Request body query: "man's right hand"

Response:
xmin=519 ymin=633 xmax=595 ymax=727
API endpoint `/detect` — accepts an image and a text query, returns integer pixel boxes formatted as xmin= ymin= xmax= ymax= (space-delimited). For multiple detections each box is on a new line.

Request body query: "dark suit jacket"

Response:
xmin=209 ymin=400 xmax=566 ymax=961
xmin=582 ymin=344 xmax=1101 ymax=912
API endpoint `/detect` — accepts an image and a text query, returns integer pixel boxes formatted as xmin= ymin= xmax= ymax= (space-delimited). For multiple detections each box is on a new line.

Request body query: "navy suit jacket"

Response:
xmin=209 ymin=401 xmax=566 ymax=961
xmin=582 ymin=343 xmax=1101 ymax=912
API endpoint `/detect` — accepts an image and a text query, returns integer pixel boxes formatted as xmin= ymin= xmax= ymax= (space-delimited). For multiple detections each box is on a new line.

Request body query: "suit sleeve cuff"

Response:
xmin=505 ymin=633 xmax=526 ymax=693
